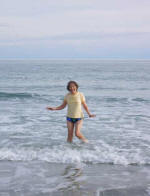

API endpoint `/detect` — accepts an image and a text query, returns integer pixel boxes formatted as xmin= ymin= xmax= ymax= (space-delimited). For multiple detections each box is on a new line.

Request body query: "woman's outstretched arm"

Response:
xmin=47 ymin=100 xmax=67 ymax=111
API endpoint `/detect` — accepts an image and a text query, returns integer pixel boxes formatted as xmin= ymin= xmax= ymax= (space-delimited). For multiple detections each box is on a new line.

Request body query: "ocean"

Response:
xmin=0 ymin=59 xmax=150 ymax=196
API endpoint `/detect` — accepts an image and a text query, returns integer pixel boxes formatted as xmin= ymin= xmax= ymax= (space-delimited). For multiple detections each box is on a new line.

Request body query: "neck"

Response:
xmin=71 ymin=91 xmax=78 ymax=95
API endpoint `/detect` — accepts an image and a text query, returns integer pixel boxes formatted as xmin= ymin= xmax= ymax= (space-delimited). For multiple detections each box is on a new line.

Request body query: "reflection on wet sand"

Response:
xmin=59 ymin=164 xmax=85 ymax=191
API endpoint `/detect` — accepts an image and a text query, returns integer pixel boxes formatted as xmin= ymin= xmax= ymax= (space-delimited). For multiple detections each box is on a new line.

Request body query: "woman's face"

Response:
xmin=69 ymin=83 xmax=77 ymax=94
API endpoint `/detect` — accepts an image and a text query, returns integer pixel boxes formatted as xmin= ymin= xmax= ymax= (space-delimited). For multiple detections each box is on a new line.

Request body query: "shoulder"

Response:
xmin=65 ymin=93 xmax=70 ymax=96
xmin=78 ymin=92 xmax=85 ymax=97
xmin=78 ymin=92 xmax=86 ymax=101
xmin=64 ymin=93 xmax=71 ymax=99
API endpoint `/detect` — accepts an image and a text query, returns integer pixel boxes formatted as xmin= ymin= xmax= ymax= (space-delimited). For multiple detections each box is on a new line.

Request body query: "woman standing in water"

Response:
xmin=47 ymin=81 xmax=95 ymax=143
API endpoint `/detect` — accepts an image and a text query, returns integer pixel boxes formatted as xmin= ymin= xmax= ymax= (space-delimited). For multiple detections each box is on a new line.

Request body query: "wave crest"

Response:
xmin=0 ymin=145 xmax=149 ymax=166
xmin=0 ymin=92 xmax=39 ymax=100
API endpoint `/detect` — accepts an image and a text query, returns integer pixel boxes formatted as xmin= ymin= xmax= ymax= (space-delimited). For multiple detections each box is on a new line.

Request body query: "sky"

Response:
xmin=0 ymin=0 xmax=150 ymax=59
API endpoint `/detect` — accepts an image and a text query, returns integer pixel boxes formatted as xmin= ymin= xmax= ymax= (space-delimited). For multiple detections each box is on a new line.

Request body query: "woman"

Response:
xmin=47 ymin=81 xmax=95 ymax=143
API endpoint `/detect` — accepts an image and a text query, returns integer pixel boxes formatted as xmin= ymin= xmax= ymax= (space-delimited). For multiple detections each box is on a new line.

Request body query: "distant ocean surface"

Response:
xmin=0 ymin=59 xmax=150 ymax=165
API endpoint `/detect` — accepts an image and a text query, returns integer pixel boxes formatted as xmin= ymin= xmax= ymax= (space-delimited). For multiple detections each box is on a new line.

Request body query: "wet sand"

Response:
xmin=0 ymin=161 xmax=150 ymax=196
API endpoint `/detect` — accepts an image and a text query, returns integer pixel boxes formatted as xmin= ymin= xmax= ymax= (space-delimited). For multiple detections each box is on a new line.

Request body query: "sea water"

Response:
xmin=0 ymin=59 xmax=150 ymax=195
xmin=0 ymin=59 xmax=150 ymax=165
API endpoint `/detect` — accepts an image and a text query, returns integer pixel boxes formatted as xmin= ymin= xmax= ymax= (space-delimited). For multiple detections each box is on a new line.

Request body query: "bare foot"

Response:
xmin=83 ymin=139 xmax=89 ymax=143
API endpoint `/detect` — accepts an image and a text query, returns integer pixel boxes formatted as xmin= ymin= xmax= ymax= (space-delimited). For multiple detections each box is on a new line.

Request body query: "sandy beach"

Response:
xmin=0 ymin=160 xmax=150 ymax=196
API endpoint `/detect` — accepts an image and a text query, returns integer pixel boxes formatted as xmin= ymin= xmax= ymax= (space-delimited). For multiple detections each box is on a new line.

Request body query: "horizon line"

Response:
xmin=0 ymin=58 xmax=150 ymax=61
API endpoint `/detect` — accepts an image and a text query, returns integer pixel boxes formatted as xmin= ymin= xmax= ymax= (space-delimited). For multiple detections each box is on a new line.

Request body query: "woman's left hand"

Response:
xmin=89 ymin=114 xmax=96 ymax=118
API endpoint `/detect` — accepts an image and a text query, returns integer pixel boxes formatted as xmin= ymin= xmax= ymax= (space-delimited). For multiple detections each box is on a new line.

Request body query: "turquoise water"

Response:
xmin=0 ymin=59 xmax=150 ymax=165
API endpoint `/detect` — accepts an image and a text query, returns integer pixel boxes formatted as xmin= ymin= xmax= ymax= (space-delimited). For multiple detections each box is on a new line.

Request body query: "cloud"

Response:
xmin=1 ymin=8 xmax=150 ymax=39
xmin=0 ymin=0 xmax=150 ymax=58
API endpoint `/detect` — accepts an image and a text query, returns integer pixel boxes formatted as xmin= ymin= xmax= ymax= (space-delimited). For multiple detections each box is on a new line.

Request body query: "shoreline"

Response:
xmin=0 ymin=160 xmax=150 ymax=196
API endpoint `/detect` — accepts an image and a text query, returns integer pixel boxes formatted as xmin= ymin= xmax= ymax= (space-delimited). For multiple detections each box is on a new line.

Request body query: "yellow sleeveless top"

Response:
xmin=64 ymin=92 xmax=85 ymax=118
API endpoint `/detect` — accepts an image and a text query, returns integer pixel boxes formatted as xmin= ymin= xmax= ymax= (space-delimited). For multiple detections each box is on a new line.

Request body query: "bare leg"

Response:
xmin=75 ymin=120 xmax=88 ymax=143
xmin=67 ymin=120 xmax=74 ymax=143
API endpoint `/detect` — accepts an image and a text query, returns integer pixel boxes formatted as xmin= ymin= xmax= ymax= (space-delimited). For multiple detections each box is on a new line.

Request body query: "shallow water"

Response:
xmin=0 ymin=161 xmax=150 ymax=196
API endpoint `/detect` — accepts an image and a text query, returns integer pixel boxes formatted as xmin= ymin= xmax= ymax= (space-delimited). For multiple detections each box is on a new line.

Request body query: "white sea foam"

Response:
xmin=146 ymin=185 xmax=150 ymax=196
xmin=0 ymin=141 xmax=149 ymax=165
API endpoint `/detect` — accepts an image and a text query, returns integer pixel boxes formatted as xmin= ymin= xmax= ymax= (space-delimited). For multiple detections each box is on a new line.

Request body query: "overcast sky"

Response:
xmin=0 ymin=0 xmax=150 ymax=59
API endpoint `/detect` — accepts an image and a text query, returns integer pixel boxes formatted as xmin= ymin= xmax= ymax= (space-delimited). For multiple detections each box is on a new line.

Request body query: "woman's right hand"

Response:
xmin=46 ymin=107 xmax=55 ymax=110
